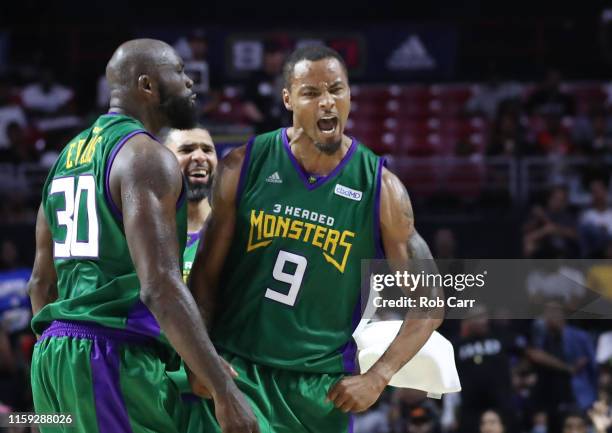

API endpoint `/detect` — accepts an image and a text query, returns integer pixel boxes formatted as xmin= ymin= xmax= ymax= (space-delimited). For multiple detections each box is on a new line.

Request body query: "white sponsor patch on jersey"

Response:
xmin=334 ymin=184 xmax=362 ymax=201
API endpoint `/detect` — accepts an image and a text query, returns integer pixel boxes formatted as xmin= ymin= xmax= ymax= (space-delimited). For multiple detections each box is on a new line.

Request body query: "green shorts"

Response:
xmin=31 ymin=320 xmax=182 ymax=433
xmin=174 ymin=352 xmax=353 ymax=433
xmin=167 ymin=362 xmax=210 ymax=432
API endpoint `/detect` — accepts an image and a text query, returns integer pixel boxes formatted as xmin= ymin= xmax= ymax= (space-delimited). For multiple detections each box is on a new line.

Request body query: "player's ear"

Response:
xmin=138 ymin=74 xmax=154 ymax=95
xmin=282 ymin=88 xmax=292 ymax=111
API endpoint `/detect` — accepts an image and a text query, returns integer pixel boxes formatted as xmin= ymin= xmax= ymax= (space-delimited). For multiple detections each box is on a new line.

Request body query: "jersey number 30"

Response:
xmin=265 ymin=250 xmax=307 ymax=306
xmin=50 ymin=175 xmax=99 ymax=258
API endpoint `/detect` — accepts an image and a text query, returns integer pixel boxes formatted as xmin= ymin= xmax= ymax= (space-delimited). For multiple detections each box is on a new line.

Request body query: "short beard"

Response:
xmin=186 ymin=173 xmax=213 ymax=203
xmin=159 ymin=83 xmax=197 ymax=130
xmin=314 ymin=139 xmax=342 ymax=155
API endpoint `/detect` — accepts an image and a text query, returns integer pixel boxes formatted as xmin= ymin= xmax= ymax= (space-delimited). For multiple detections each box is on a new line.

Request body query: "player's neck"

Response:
xmin=187 ymin=198 xmax=211 ymax=233
xmin=107 ymin=104 xmax=163 ymax=135
xmin=286 ymin=127 xmax=352 ymax=176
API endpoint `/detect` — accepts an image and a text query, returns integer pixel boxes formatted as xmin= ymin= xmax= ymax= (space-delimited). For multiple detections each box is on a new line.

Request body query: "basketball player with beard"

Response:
xmin=189 ymin=45 xmax=443 ymax=433
xmin=27 ymin=39 xmax=258 ymax=433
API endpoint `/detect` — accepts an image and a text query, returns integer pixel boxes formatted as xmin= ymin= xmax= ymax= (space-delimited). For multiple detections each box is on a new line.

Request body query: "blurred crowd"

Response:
xmin=0 ymin=31 xmax=612 ymax=433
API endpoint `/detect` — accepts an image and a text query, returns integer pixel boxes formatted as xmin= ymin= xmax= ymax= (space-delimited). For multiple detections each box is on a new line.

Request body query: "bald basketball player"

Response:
xmin=27 ymin=39 xmax=258 ymax=433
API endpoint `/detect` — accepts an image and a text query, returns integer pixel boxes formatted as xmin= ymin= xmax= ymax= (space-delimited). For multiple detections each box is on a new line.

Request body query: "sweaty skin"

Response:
xmin=28 ymin=38 xmax=259 ymax=433
xmin=190 ymin=56 xmax=443 ymax=414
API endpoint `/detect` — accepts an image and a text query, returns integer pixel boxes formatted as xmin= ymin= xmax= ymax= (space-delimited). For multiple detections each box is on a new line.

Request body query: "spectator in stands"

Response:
xmin=0 ymin=325 xmax=18 ymax=409
xmin=526 ymin=69 xmax=576 ymax=118
xmin=465 ymin=62 xmax=523 ymax=120
xmin=523 ymin=185 xmax=578 ymax=258
xmin=454 ymin=306 xmax=525 ymax=433
xmin=395 ymin=398 xmax=441 ymax=433
xmin=479 ymin=410 xmax=506 ymax=433
xmin=487 ymin=104 xmax=528 ymax=156
xmin=534 ymin=114 xmax=574 ymax=155
xmin=562 ymin=411 xmax=590 ymax=433
xmin=173 ymin=28 xmax=221 ymax=117
xmin=579 ymin=179 xmax=612 ymax=258
xmin=242 ymin=39 xmax=288 ymax=134
xmin=3 ymin=121 xmax=39 ymax=163
xmin=20 ymin=68 xmax=81 ymax=144
xmin=0 ymin=240 xmax=22 ymax=270
xmin=585 ymin=240 xmax=612 ymax=300
xmin=0 ymin=77 xmax=27 ymax=153
xmin=573 ymin=108 xmax=612 ymax=155
xmin=21 ymin=68 xmax=74 ymax=116
xmin=531 ymin=302 xmax=598 ymax=418
xmin=525 ymin=251 xmax=586 ymax=312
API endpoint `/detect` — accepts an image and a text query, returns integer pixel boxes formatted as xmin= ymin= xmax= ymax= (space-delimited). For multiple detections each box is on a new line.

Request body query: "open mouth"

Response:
xmin=187 ymin=168 xmax=209 ymax=183
xmin=317 ymin=116 xmax=339 ymax=134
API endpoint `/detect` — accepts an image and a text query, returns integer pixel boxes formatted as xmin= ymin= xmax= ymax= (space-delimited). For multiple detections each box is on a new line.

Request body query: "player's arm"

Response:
xmin=369 ymin=167 xmax=444 ymax=379
xmin=111 ymin=135 xmax=258 ymax=433
xmin=189 ymin=144 xmax=246 ymax=327
xmin=27 ymin=205 xmax=58 ymax=318
xmin=328 ymin=167 xmax=444 ymax=413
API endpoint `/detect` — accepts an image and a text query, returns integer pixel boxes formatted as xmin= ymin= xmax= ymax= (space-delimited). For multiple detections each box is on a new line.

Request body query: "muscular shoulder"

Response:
xmin=380 ymin=166 xmax=414 ymax=239
xmin=111 ymin=133 xmax=182 ymax=201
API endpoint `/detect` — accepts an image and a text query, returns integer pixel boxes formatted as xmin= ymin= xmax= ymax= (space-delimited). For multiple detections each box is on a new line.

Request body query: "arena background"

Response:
xmin=1 ymin=2 xmax=612 ymax=432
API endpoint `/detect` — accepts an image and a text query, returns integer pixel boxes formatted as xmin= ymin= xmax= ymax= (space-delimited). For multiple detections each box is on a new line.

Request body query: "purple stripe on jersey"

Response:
xmin=236 ymin=136 xmax=255 ymax=204
xmin=125 ymin=300 xmax=161 ymax=338
xmin=374 ymin=157 xmax=387 ymax=259
xmin=103 ymin=130 xmax=155 ymax=222
xmin=90 ymin=338 xmax=134 ymax=433
xmin=281 ymin=128 xmax=357 ymax=191
xmin=186 ymin=232 xmax=201 ymax=248
xmin=176 ymin=177 xmax=187 ymax=211
xmin=340 ymin=296 xmax=362 ymax=373
xmin=41 ymin=320 xmax=154 ymax=345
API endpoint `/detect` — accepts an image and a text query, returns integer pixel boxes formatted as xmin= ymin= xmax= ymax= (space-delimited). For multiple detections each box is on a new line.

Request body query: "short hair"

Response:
xmin=282 ymin=45 xmax=348 ymax=89
xmin=158 ymin=125 xmax=209 ymax=146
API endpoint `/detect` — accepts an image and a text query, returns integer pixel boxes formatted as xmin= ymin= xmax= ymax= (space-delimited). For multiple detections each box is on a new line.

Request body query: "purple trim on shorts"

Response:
xmin=348 ymin=413 xmax=354 ymax=433
xmin=90 ymin=338 xmax=134 ymax=433
xmin=235 ymin=136 xmax=255 ymax=204
xmin=104 ymin=130 xmax=155 ymax=222
xmin=40 ymin=320 xmax=154 ymax=345
xmin=374 ymin=157 xmax=387 ymax=259
xmin=186 ymin=232 xmax=201 ymax=248
xmin=281 ymin=128 xmax=357 ymax=191
xmin=125 ymin=300 xmax=161 ymax=338
xmin=181 ymin=393 xmax=201 ymax=403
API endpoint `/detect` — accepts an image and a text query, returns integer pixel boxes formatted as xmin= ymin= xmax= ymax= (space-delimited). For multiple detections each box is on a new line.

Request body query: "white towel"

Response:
xmin=353 ymin=320 xmax=461 ymax=398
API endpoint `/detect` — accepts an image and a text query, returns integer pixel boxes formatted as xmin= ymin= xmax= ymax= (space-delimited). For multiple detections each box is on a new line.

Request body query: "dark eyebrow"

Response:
xmin=178 ymin=141 xmax=214 ymax=150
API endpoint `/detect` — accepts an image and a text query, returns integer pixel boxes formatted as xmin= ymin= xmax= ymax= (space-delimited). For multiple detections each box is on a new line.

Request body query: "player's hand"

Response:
xmin=214 ymin=385 xmax=260 ymax=433
xmin=187 ymin=358 xmax=238 ymax=398
xmin=326 ymin=371 xmax=387 ymax=413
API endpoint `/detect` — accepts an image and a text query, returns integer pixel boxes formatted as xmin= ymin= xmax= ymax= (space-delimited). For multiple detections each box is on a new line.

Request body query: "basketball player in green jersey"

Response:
xmin=189 ymin=45 xmax=444 ymax=433
xmin=163 ymin=127 xmax=218 ymax=281
xmin=27 ymin=39 xmax=258 ymax=433
xmin=163 ymin=127 xmax=229 ymax=430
